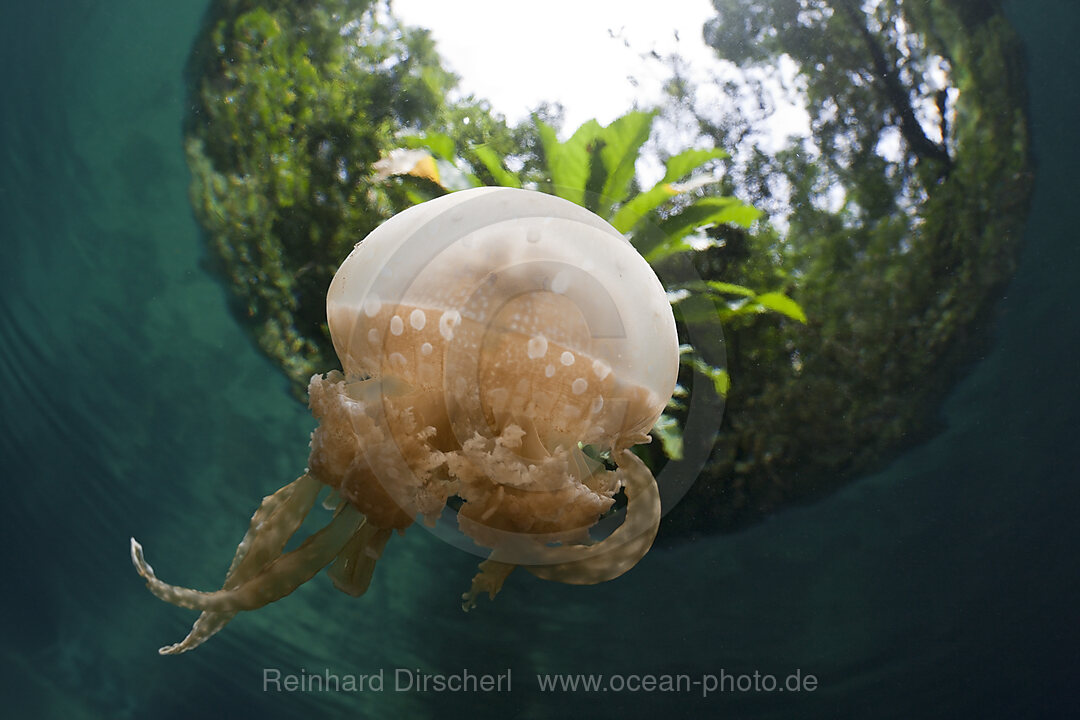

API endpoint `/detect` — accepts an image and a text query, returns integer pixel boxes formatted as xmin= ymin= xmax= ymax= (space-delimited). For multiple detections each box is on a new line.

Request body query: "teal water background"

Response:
xmin=1 ymin=1 xmax=1077 ymax=717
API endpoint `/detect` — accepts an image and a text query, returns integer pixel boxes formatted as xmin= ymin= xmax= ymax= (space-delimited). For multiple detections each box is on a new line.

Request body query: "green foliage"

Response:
xmin=638 ymin=197 xmax=762 ymax=263
xmin=610 ymin=147 xmax=728 ymax=232
xmin=187 ymin=1 xmax=797 ymax=417
xmin=651 ymin=413 xmax=685 ymax=461
xmin=376 ymin=110 xmax=805 ymax=461
xmin=681 ymin=351 xmax=732 ymax=399
xmin=185 ymin=0 xmax=517 ymax=393
xmin=181 ymin=0 xmax=1028 ymax=541
xmin=186 ymin=0 xmax=801 ymax=462
xmin=660 ymin=0 xmax=1034 ymax=533
xmin=471 ymin=144 xmax=521 ymax=189
xmin=592 ymin=111 xmax=655 ymax=217
xmin=672 ymin=281 xmax=806 ymax=326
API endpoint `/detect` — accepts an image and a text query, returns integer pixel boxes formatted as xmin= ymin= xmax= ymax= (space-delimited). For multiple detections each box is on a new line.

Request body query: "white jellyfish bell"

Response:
xmin=131 ymin=187 xmax=680 ymax=653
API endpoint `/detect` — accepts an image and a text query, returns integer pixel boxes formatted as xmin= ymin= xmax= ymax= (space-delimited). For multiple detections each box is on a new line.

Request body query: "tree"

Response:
xmin=652 ymin=0 xmax=1032 ymax=534
xmin=182 ymin=0 xmax=1031 ymax=539
xmin=185 ymin=0 xmax=517 ymax=391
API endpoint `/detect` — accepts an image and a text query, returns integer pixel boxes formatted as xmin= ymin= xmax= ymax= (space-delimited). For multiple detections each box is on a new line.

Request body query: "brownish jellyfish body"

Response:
xmin=130 ymin=187 xmax=679 ymax=654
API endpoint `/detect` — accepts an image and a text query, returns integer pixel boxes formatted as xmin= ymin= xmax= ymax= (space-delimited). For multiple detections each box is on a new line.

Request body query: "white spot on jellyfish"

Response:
xmin=368 ymin=328 xmax=380 ymax=344
xmin=592 ymin=359 xmax=611 ymax=381
xmin=409 ymin=308 xmax=426 ymax=330
xmin=527 ymin=335 xmax=548 ymax=359
xmin=572 ymin=378 xmax=588 ymax=395
xmin=420 ymin=342 xmax=433 ymax=356
xmin=439 ymin=310 xmax=461 ymax=341
xmin=389 ymin=352 xmax=407 ymax=367
xmin=545 ymin=364 xmax=556 ymax=378
xmin=362 ymin=294 xmax=382 ymax=318
xmin=560 ymin=351 xmax=575 ymax=366
xmin=390 ymin=315 xmax=404 ymax=336
xmin=551 ymin=270 xmax=570 ymax=295
xmin=590 ymin=396 xmax=604 ymax=414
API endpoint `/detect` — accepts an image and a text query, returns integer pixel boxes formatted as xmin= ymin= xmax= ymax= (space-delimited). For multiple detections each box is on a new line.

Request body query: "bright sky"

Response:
xmin=390 ymin=0 xmax=723 ymax=132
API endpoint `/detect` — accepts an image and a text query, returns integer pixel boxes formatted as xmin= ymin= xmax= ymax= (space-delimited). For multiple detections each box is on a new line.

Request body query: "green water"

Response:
xmin=1 ymin=1 xmax=1077 ymax=717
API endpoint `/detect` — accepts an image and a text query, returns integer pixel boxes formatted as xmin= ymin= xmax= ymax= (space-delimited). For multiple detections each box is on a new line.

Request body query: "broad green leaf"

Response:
xmin=471 ymin=144 xmax=521 ymax=188
xmin=652 ymin=413 xmax=684 ymax=460
xmin=403 ymin=132 xmax=456 ymax=162
xmin=724 ymin=301 xmax=767 ymax=319
xmin=664 ymin=196 xmax=742 ymax=231
xmin=706 ymin=281 xmax=758 ymax=297
xmin=715 ymin=202 xmax=763 ymax=229
xmin=712 ymin=368 xmax=731 ymax=397
xmin=754 ymin=292 xmax=808 ymax=323
xmin=644 ymin=197 xmax=762 ymax=263
xmin=681 ymin=354 xmax=731 ymax=397
xmin=596 ymin=110 xmax=657 ymax=217
xmin=402 ymin=186 xmax=430 ymax=205
xmin=611 ymin=183 xmax=676 ymax=233
xmin=537 ymin=118 xmax=601 ymax=206
xmin=661 ymin=147 xmax=728 ymax=183
xmin=615 ymin=149 xmax=728 ymax=234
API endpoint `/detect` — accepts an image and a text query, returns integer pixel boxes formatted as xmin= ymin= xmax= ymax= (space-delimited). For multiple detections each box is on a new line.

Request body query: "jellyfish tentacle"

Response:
xmin=461 ymin=559 xmax=517 ymax=611
xmin=464 ymin=450 xmax=661 ymax=599
xmin=518 ymin=449 xmax=661 ymax=585
xmin=132 ymin=503 xmax=363 ymax=615
xmin=129 ymin=474 xmax=326 ymax=654
xmin=327 ymin=524 xmax=393 ymax=597
xmin=154 ymin=606 xmax=233 ymax=655
xmin=224 ymin=474 xmax=324 ymax=579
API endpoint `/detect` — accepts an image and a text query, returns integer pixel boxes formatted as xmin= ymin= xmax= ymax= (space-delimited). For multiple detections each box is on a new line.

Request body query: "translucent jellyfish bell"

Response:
xmin=328 ymin=187 xmax=678 ymax=415
xmin=130 ymin=187 xmax=679 ymax=653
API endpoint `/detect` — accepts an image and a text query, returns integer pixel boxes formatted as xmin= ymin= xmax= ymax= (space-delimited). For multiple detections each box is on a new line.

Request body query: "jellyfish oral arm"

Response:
xmin=461 ymin=448 xmax=662 ymax=609
xmin=519 ymin=449 xmax=661 ymax=585
xmin=326 ymin=522 xmax=393 ymax=597
xmin=129 ymin=474 xmax=363 ymax=654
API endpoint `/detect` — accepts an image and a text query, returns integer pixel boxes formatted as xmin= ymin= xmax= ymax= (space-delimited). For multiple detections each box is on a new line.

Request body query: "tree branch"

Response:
xmin=834 ymin=0 xmax=953 ymax=173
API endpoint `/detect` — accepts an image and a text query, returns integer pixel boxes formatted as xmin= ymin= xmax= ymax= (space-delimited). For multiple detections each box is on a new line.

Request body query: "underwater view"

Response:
xmin=1 ymin=0 xmax=1077 ymax=717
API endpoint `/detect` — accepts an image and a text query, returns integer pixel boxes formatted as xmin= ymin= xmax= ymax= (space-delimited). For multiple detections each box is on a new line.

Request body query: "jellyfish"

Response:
xmin=130 ymin=187 xmax=679 ymax=654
